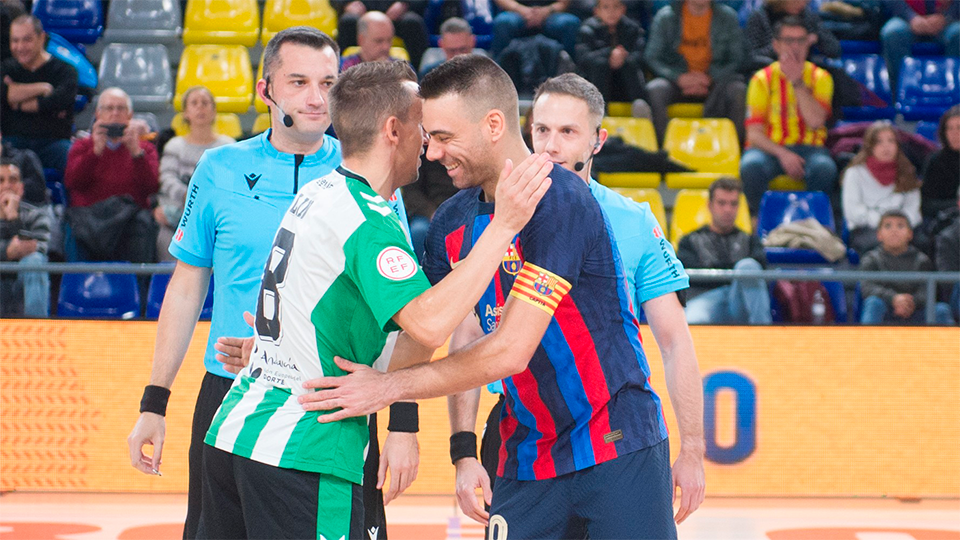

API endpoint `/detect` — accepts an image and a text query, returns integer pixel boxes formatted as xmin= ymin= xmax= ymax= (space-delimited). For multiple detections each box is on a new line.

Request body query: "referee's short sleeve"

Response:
xmin=168 ymin=152 xmax=217 ymax=267
xmin=635 ymin=207 xmax=689 ymax=305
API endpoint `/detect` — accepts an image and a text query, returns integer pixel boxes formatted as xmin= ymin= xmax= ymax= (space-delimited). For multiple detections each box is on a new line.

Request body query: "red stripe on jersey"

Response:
xmin=497 ymin=400 xmax=519 ymax=477
xmin=511 ymin=368 xmax=558 ymax=479
xmin=779 ymin=70 xmax=791 ymax=143
xmin=445 ymin=225 xmax=466 ymax=266
xmin=553 ymin=297 xmax=618 ymax=464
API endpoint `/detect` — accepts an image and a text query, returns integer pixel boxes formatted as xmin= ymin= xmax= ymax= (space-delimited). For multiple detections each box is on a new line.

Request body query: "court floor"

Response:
xmin=0 ymin=493 xmax=957 ymax=539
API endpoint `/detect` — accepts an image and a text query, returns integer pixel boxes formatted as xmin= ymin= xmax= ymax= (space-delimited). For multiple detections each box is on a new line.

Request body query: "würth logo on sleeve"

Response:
xmin=377 ymin=247 xmax=417 ymax=280
xmin=244 ymin=172 xmax=262 ymax=190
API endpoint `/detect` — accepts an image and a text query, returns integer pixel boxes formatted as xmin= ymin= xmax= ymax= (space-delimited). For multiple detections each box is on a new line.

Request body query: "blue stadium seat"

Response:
xmin=146 ymin=271 xmax=214 ymax=319
xmin=758 ymin=191 xmax=837 ymax=264
xmin=839 ymin=40 xmax=881 ymax=55
xmin=45 ymin=32 xmax=96 ymax=111
xmin=58 ymin=270 xmax=140 ymax=319
xmin=897 ymin=56 xmax=960 ymax=121
xmin=103 ymin=0 xmax=182 ymax=44
xmin=915 ymin=121 xmax=940 ymax=145
xmin=912 ymin=41 xmax=944 ymax=56
xmin=97 ymin=44 xmax=173 ymax=112
xmin=839 ymin=55 xmax=895 ymax=120
xmin=32 ymin=0 xmax=104 ymax=44
xmin=47 ymin=180 xmax=68 ymax=206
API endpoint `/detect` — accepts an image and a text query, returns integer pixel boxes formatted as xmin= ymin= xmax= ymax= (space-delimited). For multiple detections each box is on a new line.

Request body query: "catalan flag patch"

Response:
xmin=509 ymin=262 xmax=572 ymax=315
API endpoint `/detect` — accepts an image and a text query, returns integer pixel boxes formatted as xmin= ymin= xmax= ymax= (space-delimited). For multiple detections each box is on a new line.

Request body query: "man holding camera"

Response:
xmin=64 ymin=87 xmax=159 ymax=262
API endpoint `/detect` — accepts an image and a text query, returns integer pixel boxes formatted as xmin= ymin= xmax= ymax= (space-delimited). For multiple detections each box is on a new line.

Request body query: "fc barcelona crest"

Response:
xmin=533 ymin=273 xmax=556 ymax=296
xmin=502 ymin=244 xmax=521 ymax=275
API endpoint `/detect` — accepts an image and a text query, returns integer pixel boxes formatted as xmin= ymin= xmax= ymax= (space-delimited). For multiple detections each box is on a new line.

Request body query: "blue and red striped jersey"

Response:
xmin=422 ymin=164 xmax=668 ymax=481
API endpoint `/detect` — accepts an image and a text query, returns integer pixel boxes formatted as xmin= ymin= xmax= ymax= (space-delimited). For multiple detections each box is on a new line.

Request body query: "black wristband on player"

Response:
xmin=449 ymin=431 xmax=477 ymax=464
xmin=387 ymin=402 xmax=419 ymax=433
xmin=139 ymin=385 xmax=171 ymax=416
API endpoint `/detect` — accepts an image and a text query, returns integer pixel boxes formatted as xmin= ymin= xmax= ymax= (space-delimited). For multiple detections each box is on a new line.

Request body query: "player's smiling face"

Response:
xmin=531 ymin=93 xmax=599 ymax=180
xmin=423 ymin=93 xmax=498 ymax=189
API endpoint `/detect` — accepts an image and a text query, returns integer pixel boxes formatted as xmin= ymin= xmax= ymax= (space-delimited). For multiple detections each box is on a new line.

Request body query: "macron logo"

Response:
xmin=245 ymin=172 xmax=262 ymax=190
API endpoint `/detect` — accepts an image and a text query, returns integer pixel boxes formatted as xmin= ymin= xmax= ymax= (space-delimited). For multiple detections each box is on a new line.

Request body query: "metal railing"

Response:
xmin=1 ymin=263 xmax=958 ymax=324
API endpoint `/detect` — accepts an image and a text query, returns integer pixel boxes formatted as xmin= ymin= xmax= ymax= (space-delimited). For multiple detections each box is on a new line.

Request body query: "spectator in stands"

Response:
xmin=643 ymin=0 xmax=746 ymax=143
xmin=0 ymin=131 xmax=48 ymax=207
xmin=1 ymin=0 xmax=25 ymax=63
xmin=574 ymin=0 xmax=650 ymax=119
xmin=744 ymin=0 xmax=840 ymax=71
xmin=842 ymin=121 xmax=922 ymax=256
xmin=881 ymin=0 xmax=960 ymax=89
xmin=859 ymin=210 xmax=955 ymax=324
xmin=0 ymin=159 xmax=50 ymax=317
xmin=64 ymin=87 xmax=159 ymax=262
xmin=935 ymin=203 xmax=959 ymax=321
xmin=334 ymin=0 xmax=429 ymax=68
xmin=740 ymin=17 xmax=837 ymax=214
xmin=0 ymin=15 xmax=78 ymax=173
xmin=154 ymin=86 xmax=234 ymax=263
xmin=341 ymin=11 xmax=404 ymax=70
xmin=677 ymin=177 xmax=772 ymax=324
xmin=921 ymin=105 xmax=960 ymax=221
xmin=419 ymin=17 xmax=477 ymax=78
xmin=491 ymin=0 xmax=581 ymax=58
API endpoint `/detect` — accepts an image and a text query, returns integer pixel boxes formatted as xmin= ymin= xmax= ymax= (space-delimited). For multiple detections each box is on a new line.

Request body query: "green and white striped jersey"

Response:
xmin=204 ymin=166 xmax=431 ymax=484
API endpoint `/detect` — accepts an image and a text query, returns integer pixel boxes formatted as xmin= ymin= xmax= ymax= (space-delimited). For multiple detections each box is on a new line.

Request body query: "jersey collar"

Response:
xmin=336 ymin=165 xmax=372 ymax=189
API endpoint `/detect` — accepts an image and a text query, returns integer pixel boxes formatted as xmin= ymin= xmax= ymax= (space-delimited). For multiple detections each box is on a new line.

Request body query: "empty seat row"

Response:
xmin=837 ymin=55 xmax=959 ymax=122
xmin=57 ymin=270 xmax=213 ymax=319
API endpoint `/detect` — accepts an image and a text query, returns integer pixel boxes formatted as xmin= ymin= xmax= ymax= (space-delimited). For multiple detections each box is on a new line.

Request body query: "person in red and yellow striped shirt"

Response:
xmin=739 ymin=16 xmax=838 ymax=214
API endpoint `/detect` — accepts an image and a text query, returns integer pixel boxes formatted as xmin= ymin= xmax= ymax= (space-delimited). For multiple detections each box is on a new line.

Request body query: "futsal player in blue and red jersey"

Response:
xmin=303 ymin=55 xmax=703 ymax=539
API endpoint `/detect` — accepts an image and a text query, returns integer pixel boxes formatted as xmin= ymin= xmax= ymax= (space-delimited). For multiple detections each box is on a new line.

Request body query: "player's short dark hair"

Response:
xmin=329 ymin=61 xmax=418 ymax=159
xmin=532 ymin=74 xmax=605 ymax=130
xmin=708 ymin=177 xmax=742 ymax=201
xmin=420 ymin=55 xmax=520 ymax=130
xmin=879 ymin=209 xmax=910 ymax=227
xmin=773 ymin=15 xmax=808 ymax=39
xmin=262 ymin=26 xmax=339 ymax=82
xmin=11 ymin=14 xmax=44 ymax=36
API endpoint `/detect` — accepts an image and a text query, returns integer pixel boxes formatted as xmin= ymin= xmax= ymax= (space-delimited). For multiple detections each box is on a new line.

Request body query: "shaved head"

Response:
xmin=420 ymin=54 xmax=520 ymax=135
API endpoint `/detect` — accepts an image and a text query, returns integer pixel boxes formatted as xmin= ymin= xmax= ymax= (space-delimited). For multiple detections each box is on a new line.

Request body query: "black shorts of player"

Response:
xmin=479 ymin=394 xmax=505 ymax=499
xmin=197 ymin=445 xmax=364 ymax=540
xmin=488 ymin=439 xmax=676 ymax=540
xmin=183 ymin=373 xmax=386 ymax=540
xmin=184 ymin=372 xmax=233 ymax=539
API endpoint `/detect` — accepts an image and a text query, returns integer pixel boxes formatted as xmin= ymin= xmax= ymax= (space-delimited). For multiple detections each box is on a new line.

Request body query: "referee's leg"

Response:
xmin=184 ymin=373 xmax=234 ymax=539
xmin=363 ymin=412 xmax=388 ymax=540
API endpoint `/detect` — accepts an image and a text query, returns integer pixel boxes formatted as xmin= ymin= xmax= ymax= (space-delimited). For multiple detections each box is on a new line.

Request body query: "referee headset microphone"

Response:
xmin=263 ymin=79 xmax=294 ymax=128
xmin=574 ymin=129 xmax=602 ymax=172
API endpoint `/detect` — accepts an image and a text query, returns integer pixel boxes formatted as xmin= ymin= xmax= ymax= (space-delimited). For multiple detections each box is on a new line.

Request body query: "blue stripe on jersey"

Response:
xmin=541 ymin=319 xmax=597 ymax=470
xmin=501 ymin=376 xmax=540 ymax=480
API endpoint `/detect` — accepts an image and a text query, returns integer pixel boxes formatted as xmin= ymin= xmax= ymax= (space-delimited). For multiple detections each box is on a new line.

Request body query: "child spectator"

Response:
xmin=921 ymin=105 xmax=960 ymax=221
xmin=859 ymin=210 xmax=955 ymax=324
xmin=154 ymin=86 xmax=234 ymax=262
xmin=576 ymin=0 xmax=650 ymax=118
xmin=842 ymin=120 xmax=922 ymax=256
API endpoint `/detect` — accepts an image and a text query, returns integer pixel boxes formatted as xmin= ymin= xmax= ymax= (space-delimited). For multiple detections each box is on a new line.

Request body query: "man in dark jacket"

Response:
xmin=333 ymin=0 xmax=429 ymax=67
xmin=643 ymin=0 xmax=746 ymax=143
xmin=0 ymin=159 xmax=50 ymax=316
xmin=677 ymin=177 xmax=771 ymax=324
xmin=575 ymin=0 xmax=649 ymax=116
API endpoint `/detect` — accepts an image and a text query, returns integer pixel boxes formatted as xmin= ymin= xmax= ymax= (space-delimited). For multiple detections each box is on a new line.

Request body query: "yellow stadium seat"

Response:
xmin=669 ymin=189 xmax=751 ymax=248
xmin=597 ymin=117 xmax=660 ymax=188
xmin=252 ymin=112 xmax=272 ymax=134
xmin=769 ymin=174 xmax=806 ymax=191
xmin=667 ymin=102 xmax=704 ymax=118
xmin=612 ymin=188 xmax=667 ymax=231
xmin=340 ymin=46 xmax=410 ymax=62
xmin=606 ymin=102 xmax=632 ymax=117
xmin=262 ymin=0 xmax=337 ymax=45
xmin=171 ymin=112 xmax=243 ymax=139
xmin=182 ymin=0 xmax=260 ymax=46
xmin=663 ymin=118 xmax=740 ymax=189
xmin=175 ymin=45 xmax=253 ymax=113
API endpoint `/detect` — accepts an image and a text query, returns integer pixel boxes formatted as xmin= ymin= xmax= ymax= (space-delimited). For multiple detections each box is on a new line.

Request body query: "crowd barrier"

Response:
xmin=1 ymin=320 xmax=957 ymax=498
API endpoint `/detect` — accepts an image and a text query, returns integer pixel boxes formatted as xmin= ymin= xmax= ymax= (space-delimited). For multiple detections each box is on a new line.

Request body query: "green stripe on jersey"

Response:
xmin=205 ymin=375 xmax=252 ymax=443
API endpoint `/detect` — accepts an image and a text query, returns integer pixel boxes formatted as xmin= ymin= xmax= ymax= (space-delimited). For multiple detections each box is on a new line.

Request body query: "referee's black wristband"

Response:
xmin=387 ymin=402 xmax=419 ymax=433
xmin=139 ymin=385 xmax=171 ymax=416
xmin=449 ymin=431 xmax=477 ymax=464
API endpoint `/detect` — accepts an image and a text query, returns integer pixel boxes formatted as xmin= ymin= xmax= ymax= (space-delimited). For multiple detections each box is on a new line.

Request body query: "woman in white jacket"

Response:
xmin=842 ymin=121 xmax=921 ymax=255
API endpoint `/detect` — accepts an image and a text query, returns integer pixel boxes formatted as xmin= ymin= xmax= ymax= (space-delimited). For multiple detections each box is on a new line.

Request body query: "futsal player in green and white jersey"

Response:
xmin=196 ymin=61 xmax=553 ymax=540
